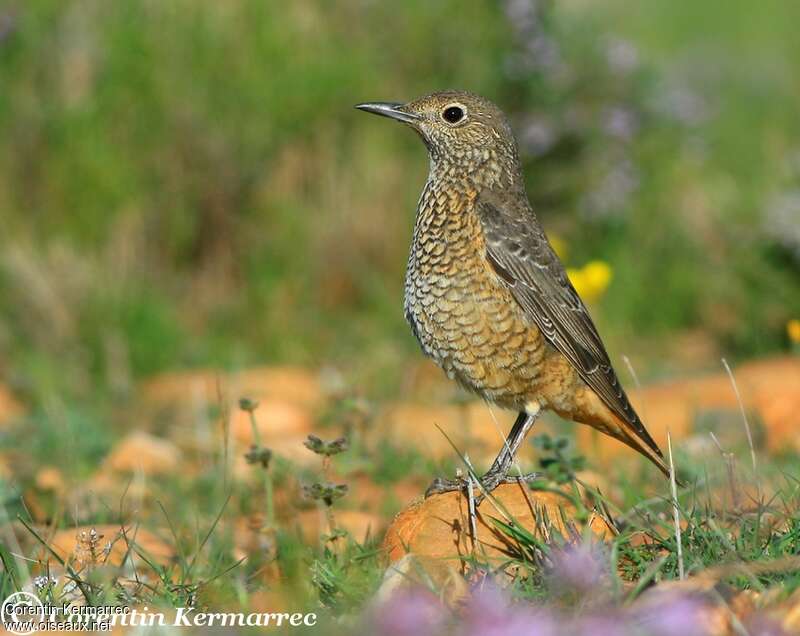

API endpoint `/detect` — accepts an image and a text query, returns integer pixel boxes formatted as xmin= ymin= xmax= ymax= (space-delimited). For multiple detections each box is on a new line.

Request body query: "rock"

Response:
xmin=737 ymin=356 xmax=800 ymax=454
xmin=400 ymin=359 xmax=463 ymax=403
xmin=245 ymin=589 xmax=292 ymax=613
xmin=230 ymin=400 xmax=312 ymax=445
xmin=142 ymin=367 xmax=329 ymax=466
xmin=103 ymin=432 xmax=182 ymax=475
xmin=232 ymin=515 xmax=281 ymax=582
xmin=575 ymin=355 xmax=800 ymax=468
xmin=0 ymin=456 xmax=11 ymax=480
xmin=228 ymin=399 xmax=326 ymax=467
xmin=374 ymin=553 xmax=469 ymax=607
xmin=233 ymin=367 xmax=323 ymax=408
xmin=294 ymin=508 xmax=384 ymax=543
xmin=48 ymin=524 xmax=173 ymax=569
xmin=772 ymin=587 xmax=800 ymax=633
xmin=0 ymin=384 xmax=24 ymax=427
xmin=140 ymin=369 xmax=219 ymax=405
xmin=382 ymin=483 xmax=612 ymax=582
xmin=35 ymin=466 xmax=64 ymax=492
xmin=346 ymin=474 xmax=423 ymax=514
xmin=141 ymin=366 xmax=323 ymax=409
xmin=376 ymin=401 xmax=554 ymax=466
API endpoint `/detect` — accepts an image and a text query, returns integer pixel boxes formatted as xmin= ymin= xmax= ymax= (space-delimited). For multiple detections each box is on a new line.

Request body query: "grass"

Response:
xmin=2 ymin=381 xmax=799 ymax=634
xmin=0 ymin=0 xmax=798 ymax=402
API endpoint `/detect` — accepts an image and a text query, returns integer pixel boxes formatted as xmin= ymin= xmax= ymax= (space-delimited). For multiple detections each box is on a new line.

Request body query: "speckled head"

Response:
xmin=356 ymin=90 xmax=520 ymax=182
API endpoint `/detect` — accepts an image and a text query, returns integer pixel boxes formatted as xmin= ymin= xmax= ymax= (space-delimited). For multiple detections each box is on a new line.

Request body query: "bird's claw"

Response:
xmin=424 ymin=476 xmax=466 ymax=497
xmin=424 ymin=471 xmax=543 ymax=503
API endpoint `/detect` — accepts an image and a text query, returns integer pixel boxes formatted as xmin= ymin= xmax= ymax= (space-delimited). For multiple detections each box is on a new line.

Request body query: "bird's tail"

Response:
xmin=555 ymin=386 xmax=673 ymax=481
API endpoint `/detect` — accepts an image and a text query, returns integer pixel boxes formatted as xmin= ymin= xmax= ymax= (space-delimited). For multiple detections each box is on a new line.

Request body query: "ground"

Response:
xmin=1 ymin=356 xmax=799 ymax=634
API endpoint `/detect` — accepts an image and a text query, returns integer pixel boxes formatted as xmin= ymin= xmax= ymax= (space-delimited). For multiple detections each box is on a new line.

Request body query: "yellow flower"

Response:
xmin=568 ymin=260 xmax=613 ymax=303
xmin=788 ymin=319 xmax=800 ymax=344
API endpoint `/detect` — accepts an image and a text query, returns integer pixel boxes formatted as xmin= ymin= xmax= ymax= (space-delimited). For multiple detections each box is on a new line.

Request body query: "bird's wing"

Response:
xmin=476 ymin=191 xmax=663 ymax=459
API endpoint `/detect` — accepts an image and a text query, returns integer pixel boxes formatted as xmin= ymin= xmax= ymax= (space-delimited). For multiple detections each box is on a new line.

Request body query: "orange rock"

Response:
xmin=103 ymin=432 xmax=182 ymax=475
xmin=739 ymin=357 xmax=800 ymax=454
xmin=376 ymin=552 xmax=469 ymax=607
xmin=35 ymin=466 xmax=64 ymax=492
xmin=140 ymin=368 xmax=220 ymax=404
xmin=382 ymin=483 xmax=612 ymax=569
xmin=346 ymin=474 xmax=423 ymax=514
xmin=0 ymin=456 xmax=11 ymax=480
xmin=232 ymin=516 xmax=280 ymax=582
xmin=141 ymin=366 xmax=323 ymax=409
xmin=230 ymin=400 xmax=313 ymax=446
xmin=0 ymin=384 xmax=24 ymax=427
xmin=294 ymin=508 xmax=384 ymax=543
xmin=233 ymin=367 xmax=323 ymax=408
xmin=400 ymin=358 xmax=462 ymax=402
xmin=775 ymin=588 xmax=800 ymax=633
xmin=48 ymin=524 xmax=173 ymax=568
xmin=246 ymin=589 xmax=292 ymax=614
xmin=576 ymin=356 xmax=800 ymax=468
xmin=376 ymin=401 xmax=554 ymax=466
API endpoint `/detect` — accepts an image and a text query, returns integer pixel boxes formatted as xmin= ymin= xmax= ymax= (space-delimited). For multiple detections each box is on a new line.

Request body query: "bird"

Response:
xmin=355 ymin=91 xmax=670 ymax=498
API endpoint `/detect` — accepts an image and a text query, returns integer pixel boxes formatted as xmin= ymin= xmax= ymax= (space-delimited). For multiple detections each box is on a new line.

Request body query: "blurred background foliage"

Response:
xmin=0 ymin=0 xmax=798 ymax=404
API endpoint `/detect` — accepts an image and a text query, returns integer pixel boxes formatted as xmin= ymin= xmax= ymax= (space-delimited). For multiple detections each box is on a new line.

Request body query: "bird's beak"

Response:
xmin=355 ymin=102 xmax=420 ymax=124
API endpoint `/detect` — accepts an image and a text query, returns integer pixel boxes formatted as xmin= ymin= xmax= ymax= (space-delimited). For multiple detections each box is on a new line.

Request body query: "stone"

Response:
xmin=295 ymin=508 xmax=384 ymax=543
xmin=0 ymin=384 xmax=24 ymax=428
xmin=35 ymin=466 xmax=64 ymax=492
xmin=575 ymin=355 xmax=800 ymax=468
xmin=48 ymin=524 xmax=173 ymax=569
xmin=376 ymin=401 xmax=554 ymax=466
xmin=141 ymin=366 xmax=323 ymax=409
xmin=382 ymin=483 xmax=612 ymax=578
xmin=103 ymin=432 xmax=182 ymax=475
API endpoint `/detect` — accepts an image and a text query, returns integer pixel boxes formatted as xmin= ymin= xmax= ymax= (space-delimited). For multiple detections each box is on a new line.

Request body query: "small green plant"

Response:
xmin=303 ymin=434 xmax=349 ymax=458
xmin=534 ymin=434 xmax=586 ymax=485
xmin=302 ymin=482 xmax=348 ymax=507
xmin=239 ymin=397 xmax=275 ymax=524
xmin=302 ymin=434 xmax=350 ymax=545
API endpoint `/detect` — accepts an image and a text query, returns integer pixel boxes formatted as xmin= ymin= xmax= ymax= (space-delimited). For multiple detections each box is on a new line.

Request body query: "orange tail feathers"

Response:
xmin=556 ymin=386 xmax=673 ymax=481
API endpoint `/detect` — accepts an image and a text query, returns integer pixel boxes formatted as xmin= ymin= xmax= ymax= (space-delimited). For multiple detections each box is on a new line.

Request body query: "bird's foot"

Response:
xmin=480 ymin=469 xmax=543 ymax=493
xmin=424 ymin=470 xmax=542 ymax=501
xmin=424 ymin=475 xmax=470 ymax=497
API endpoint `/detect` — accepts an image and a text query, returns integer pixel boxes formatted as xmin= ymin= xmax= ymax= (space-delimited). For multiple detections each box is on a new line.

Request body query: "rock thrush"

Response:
xmin=356 ymin=91 xmax=669 ymax=497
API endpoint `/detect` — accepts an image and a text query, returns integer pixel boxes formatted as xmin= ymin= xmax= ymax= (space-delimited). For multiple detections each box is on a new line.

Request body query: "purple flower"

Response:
xmin=764 ymin=189 xmax=800 ymax=262
xmin=573 ymin=610 xmax=632 ymax=636
xmin=547 ymin=542 xmax=609 ymax=595
xmin=367 ymin=589 xmax=449 ymax=636
xmin=633 ymin=592 xmax=715 ymax=636
xmin=744 ymin=614 xmax=788 ymax=636
xmin=462 ymin=584 xmax=557 ymax=636
xmin=603 ymin=107 xmax=639 ymax=142
xmin=501 ymin=0 xmax=561 ymax=73
xmin=653 ymin=82 xmax=710 ymax=126
xmin=0 ymin=13 xmax=15 ymax=44
xmin=519 ymin=118 xmax=558 ymax=157
xmin=581 ymin=159 xmax=640 ymax=220
xmin=605 ymin=37 xmax=640 ymax=74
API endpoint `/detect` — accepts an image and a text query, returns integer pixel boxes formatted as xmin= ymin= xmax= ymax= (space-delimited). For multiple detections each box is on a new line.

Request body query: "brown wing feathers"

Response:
xmin=477 ymin=193 xmax=664 ymax=461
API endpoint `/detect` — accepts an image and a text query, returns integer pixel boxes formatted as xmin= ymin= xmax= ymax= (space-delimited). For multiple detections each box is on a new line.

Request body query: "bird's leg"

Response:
xmin=424 ymin=408 xmax=541 ymax=498
xmin=478 ymin=409 xmax=540 ymax=493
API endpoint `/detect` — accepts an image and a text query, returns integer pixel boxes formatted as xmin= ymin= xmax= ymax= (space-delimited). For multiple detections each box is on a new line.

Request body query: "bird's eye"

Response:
xmin=442 ymin=105 xmax=465 ymax=124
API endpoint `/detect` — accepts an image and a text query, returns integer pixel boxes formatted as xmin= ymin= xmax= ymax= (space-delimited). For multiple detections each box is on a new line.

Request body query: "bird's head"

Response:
xmin=356 ymin=90 xmax=521 ymax=186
